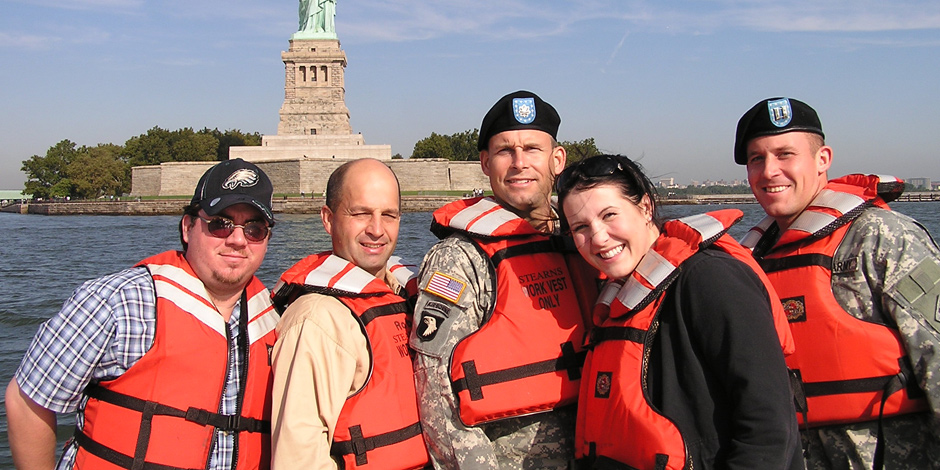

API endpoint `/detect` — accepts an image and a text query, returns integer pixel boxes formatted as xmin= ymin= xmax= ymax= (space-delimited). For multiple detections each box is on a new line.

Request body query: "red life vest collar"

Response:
xmin=741 ymin=174 xmax=903 ymax=253
xmin=139 ymin=250 xmax=277 ymax=344
xmin=432 ymin=197 xmax=547 ymax=239
xmin=599 ymin=210 xmax=742 ymax=318
xmin=272 ymin=252 xmax=418 ymax=313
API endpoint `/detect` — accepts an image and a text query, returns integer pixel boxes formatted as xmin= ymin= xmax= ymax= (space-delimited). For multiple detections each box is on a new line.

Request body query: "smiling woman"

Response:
xmin=556 ymin=154 xmax=802 ymax=470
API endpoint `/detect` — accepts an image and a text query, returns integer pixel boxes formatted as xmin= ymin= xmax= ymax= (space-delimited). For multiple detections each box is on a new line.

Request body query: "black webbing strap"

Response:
xmin=359 ymin=301 xmax=408 ymax=327
xmin=801 ymin=374 xmax=896 ymax=398
xmin=789 ymin=369 xmax=810 ymax=430
xmin=330 ymin=422 xmax=423 ymax=466
xmin=73 ymin=428 xmax=202 ymax=470
xmin=84 ymin=384 xmax=270 ymax=434
xmin=589 ymin=326 xmax=646 ymax=348
xmin=758 ymin=253 xmax=833 ymax=274
xmin=795 ymin=357 xmax=924 ymax=470
xmin=451 ymin=341 xmax=586 ymax=401
xmin=873 ymin=357 xmax=922 ymax=470
xmin=576 ymin=442 xmax=657 ymax=470
xmin=490 ymin=237 xmax=569 ymax=267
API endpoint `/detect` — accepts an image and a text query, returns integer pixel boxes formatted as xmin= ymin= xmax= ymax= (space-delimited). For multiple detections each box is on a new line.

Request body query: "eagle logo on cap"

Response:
xmin=512 ymin=97 xmax=536 ymax=124
xmin=767 ymin=98 xmax=792 ymax=128
xmin=222 ymin=169 xmax=259 ymax=190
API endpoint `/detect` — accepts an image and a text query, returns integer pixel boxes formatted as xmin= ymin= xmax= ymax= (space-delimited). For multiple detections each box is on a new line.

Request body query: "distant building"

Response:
xmin=907 ymin=177 xmax=930 ymax=189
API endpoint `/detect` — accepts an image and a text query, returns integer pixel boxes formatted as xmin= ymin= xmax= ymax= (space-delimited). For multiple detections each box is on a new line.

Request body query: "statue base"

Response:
xmin=291 ymin=31 xmax=338 ymax=40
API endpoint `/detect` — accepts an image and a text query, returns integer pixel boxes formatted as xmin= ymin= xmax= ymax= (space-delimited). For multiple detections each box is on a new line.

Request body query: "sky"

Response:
xmin=1 ymin=0 xmax=939 ymax=190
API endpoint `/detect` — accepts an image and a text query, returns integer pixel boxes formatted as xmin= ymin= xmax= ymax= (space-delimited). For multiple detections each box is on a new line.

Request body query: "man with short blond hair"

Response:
xmin=736 ymin=97 xmax=940 ymax=469
xmin=410 ymin=91 xmax=596 ymax=469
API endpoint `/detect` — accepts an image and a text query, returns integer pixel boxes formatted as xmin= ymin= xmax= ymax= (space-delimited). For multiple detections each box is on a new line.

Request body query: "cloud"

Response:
xmin=333 ymin=0 xmax=940 ymax=43
xmin=719 ymin=1 xmax=940 ymax=32
xmin=0 ymin=32 xmax=60 ymax=50
xmin=13 ymin=0 xmax=143 ymax=11
xmin=337 ymin=0 xmax=620 ymax=42
xmin=606 ymin=31 xmax=630 ymax=66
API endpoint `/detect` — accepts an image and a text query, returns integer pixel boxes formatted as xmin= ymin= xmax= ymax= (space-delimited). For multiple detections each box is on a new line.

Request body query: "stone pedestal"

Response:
xmin=235 ymin=37 xmax=391 ymax=162
xmin=278 ymin=39 xmax=351 ymax=136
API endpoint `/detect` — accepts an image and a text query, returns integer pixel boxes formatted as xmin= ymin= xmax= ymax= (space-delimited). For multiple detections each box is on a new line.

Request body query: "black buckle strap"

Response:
xmin=490 ymin=239 xmax=560 ymax=267
xmin=872 ymin=357 xmax=925 ymax=470
xmin=802 ymin=374 xmax=896 ymax=397
xmin=330 ymin=422 xmax=423 ymax=466
xmin=589 ymin=326 xmax=646 ymax=348
xmin=74 ymin=428 xmax=202 ymax=470
xmin=758 ymin=253 xmax=833 ymax=274
xmin=85 ymin=384 xmax=270 ymax=434
xmin=451 ymin=342 xmax=587 ymax=401
xmin=182 ymin=407 xmax=270 ymax=433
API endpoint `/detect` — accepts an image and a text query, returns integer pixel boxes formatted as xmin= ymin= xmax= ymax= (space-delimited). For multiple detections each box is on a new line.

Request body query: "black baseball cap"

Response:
xmin=477 ymin=90 xmax=561 ymax=151
xmin=734 ymin=97 xmax=825 ymax=165
xmin=191 ymin=158 xmax=275 ymax=224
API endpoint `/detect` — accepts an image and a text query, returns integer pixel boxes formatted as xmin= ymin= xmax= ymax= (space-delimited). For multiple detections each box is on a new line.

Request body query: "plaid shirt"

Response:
xmin=15 ymin=266 xmax=244 ymax=470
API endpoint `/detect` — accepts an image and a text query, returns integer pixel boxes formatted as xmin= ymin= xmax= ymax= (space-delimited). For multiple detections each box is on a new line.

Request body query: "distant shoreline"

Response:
xmin=1 ymin=195 xmax=751 ymax=216
xmin=1 ymin=196 xmax=457 ymax=216
xmin=0 ymin=194 xmax=797 ymax=217
xmin=4 ymin=192 xmax=940 ymax=216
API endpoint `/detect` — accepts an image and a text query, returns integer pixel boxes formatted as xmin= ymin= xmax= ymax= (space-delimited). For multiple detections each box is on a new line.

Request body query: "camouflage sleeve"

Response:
xmin=409 ymin=235 xmax=500 ymax=469
xmin=832 ymin=208 xmax=940 ymax=428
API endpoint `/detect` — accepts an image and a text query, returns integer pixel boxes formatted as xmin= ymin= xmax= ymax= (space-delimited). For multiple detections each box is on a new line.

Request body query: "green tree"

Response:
xmin=412 ymin=129 xmax=600 ymax=164
xmin=67 ymin=144 xmax=128 ymax=198
xmin=123 ymin=126 xmax=174 ymax=167
xmin=411 ymin=132 xmax=454 ymax=160
xmin=21 ymin=139 xmax=80 ymax=199
xmin=201 ymin=128 xmax=262 ymax=160
xmin=21 ymin=126 xmax=264 ymax=200
xmin=449 ymin=129 xmax=480 ymax=161
xmin=170 ymin=128 xmax=218 ymax=162
xmin=123 ymin=126 xmax=220 ymax=167
xmin=559 ymin=138 xmax=601 ymax=166
xmin=411 ymin=129 xmax=480 ymax=161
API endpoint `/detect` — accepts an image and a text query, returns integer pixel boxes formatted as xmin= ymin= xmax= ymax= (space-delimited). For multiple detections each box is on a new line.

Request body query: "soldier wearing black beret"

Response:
xmin=735 ymin=97 xmax=940 ymax=470
xmin=409 ymin=91 xmax=595 ymax=469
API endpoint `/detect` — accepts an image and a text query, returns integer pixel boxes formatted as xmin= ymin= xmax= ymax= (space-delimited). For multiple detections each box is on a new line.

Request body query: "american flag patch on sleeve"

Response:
xmin=425 ymin=272 xmax=466 ymax=303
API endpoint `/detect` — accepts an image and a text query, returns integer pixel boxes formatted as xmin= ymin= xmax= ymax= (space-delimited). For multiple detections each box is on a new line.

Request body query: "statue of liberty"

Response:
xmin=296 ymin=0 xmax=337 ymax=38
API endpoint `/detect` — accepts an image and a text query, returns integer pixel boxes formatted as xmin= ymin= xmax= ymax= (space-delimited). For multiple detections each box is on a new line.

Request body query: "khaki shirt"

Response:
xmin=271 ymin=270 xmax=401 ymax=470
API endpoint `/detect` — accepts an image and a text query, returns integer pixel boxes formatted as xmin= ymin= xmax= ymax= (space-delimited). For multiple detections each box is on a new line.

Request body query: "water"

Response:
xmin=1 ymin=202 xmax=938 ymax=465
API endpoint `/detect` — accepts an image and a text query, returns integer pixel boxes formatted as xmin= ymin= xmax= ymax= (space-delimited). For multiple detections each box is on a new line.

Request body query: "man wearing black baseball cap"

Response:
xmin=7 ymin=158 xmax=280 ymax=469
xmin=409 ymin=91 xmax=596 ymax=468
xmin=735 ymin=98 xmax=940 ymax=469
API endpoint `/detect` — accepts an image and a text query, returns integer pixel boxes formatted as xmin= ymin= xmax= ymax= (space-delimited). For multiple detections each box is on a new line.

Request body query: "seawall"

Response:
xmin=1 ymin=196 xmax=460 ymax=216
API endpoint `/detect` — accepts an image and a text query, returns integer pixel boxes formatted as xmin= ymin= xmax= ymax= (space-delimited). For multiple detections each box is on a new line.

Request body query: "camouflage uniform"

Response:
xmin=795 ymin=207 xmax=940 ymax=469
xmin=409 ymin=234 xmax=576 ymax=470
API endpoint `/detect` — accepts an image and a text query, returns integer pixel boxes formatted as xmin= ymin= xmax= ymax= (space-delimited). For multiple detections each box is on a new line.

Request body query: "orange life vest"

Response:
xmin=740 ymin=174 xmax=928 ymax=427
xmin=432 ymin=197 xmax=596 ymax=426
xmin=272 ymin=252 xmax=430 ymax=470
xmin=74 ymin=251 xmax=278 ymax=470
xmin=578 ymin=210 xmax=792 ymax=469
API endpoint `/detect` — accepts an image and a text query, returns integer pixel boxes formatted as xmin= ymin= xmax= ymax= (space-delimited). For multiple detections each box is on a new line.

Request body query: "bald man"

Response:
xmin=269 ymin=159 xmax=430 ymax=470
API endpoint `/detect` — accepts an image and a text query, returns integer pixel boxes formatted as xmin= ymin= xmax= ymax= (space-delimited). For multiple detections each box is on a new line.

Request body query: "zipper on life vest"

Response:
xmin=642 ymin=312 xmax=694 ymax=470
xmin=230 ymin=291 xmax=251 ymax=470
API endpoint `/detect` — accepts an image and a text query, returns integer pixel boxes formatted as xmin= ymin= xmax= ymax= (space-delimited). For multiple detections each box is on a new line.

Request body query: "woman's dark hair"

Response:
xmin=555 ymin=154 xmax=661 ymax=232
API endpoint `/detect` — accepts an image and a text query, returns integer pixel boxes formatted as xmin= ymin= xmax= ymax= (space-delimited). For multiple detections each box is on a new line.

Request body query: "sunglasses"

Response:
xmin=198 ymin=216 xmax=270 ymax=243
xmin=555 ymin=154 xmax=625 ymax=194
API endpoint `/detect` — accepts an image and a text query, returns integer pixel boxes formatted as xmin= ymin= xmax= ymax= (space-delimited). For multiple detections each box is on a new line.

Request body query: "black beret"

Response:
xmin=734 ymin=97 xmax=824 ymax=165
xmin=477 ymin=90 xmax=561 ymax=151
